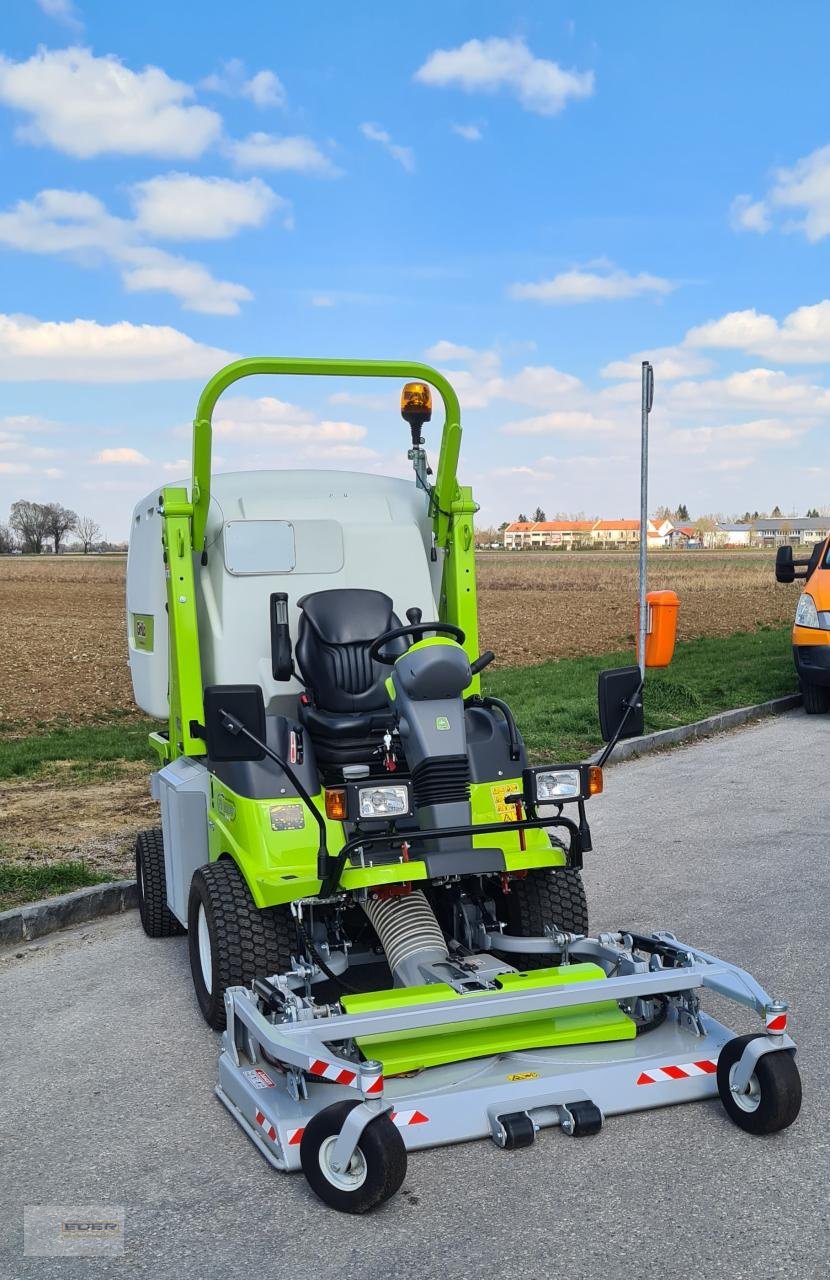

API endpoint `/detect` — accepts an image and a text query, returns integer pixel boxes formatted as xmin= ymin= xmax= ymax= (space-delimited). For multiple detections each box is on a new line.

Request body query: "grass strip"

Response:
xmin=0 ymin=859 xmax=115 ymax=912
xmin=0 ymin=719 xmax=155 ymax=780
xmin=484 ymin=627 xmax=797 ymax=761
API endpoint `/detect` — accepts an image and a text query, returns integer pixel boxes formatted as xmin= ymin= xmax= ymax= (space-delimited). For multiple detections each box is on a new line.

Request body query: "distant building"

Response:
xmin=752 ymin=517 xmax=830 ymax=547
xmin=503 ymin=520 xmax=595 ymax=549
xmin=716 ymin=523 xmax=752 ymax=547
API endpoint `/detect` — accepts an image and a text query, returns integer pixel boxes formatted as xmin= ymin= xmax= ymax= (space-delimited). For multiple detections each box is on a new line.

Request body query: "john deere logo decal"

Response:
xmin=435 ymin=716 xmax=450 ymax=731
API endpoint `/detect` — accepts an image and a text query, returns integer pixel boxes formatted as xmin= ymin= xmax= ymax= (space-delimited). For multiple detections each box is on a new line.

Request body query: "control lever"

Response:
xmin=406 ymin=606 xmax=423 ymax=625
xmin=469 ymin=650 xmax=495 ymax=676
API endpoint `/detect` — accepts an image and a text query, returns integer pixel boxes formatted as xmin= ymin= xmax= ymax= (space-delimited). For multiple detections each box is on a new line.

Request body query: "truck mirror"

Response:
xmin=598 ymin=666 xmax=644 ymax=744
xmin=775 ymin=546 xmax=795 ymax=583
xmin=202 ymin=684 xmax=267 ymax=761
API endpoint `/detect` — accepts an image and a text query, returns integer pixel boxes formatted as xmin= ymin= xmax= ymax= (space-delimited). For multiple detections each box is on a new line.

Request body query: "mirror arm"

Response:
xmin=597 ymin=679 xmax=644 ymax=769
xmin=217 ymin=710 xmax=330 ymax=877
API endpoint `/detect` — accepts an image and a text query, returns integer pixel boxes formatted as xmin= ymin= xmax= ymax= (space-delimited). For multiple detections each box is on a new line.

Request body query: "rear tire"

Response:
xmin=493 ymin=868 xmax=589 ymax=970
xmin=801 ymin=679 xmax=830 ymax=714
xmin=187 ymin=860 xmax=296 ymax=1030
xmin=136 ymin=828 xmax=185 ymax=938
xmin=716 ymin=1034 xmax=802 ymax=1134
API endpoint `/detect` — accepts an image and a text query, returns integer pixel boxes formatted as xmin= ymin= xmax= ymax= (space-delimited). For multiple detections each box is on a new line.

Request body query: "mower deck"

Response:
xmin=216 ymin=930 xmax=796 ymax=1175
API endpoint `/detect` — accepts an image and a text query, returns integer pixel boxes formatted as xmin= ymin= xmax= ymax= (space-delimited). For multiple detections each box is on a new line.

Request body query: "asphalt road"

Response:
xmin=2 ymin=712 xmax=828 ymax=1280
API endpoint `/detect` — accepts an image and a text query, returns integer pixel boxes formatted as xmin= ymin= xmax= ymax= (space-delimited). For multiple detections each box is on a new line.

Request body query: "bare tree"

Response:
xmin=44 ymin=502 xmax=78 ymax=555
xmin=0 ymin=523 xmax=16 ymax=554
xmin=75 ymin=514 xmax=101 ymax=555
xmin=9 ymin=500 xmax=51 ymax=554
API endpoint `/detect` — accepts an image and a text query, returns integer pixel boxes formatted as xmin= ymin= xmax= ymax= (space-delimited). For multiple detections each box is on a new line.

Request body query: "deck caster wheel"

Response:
xmin=300 ymin=1101 xmax=407 ymax=1214
xmin=495 ymin=1111 xmax=536 ymax=1150
xmin=560 ymin=1100 xmax=603 ymax=1137
xmin=717 ymin=1035 xmax=802 ymax=1135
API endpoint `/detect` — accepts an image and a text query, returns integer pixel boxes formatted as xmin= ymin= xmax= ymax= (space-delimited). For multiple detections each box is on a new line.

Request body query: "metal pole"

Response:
xmin=638 ymin=362 xmax=654 ymax=678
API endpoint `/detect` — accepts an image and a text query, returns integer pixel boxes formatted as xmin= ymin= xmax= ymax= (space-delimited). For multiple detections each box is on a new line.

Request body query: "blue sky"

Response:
xmin=3 ymin=1 xmax=830 ymax=537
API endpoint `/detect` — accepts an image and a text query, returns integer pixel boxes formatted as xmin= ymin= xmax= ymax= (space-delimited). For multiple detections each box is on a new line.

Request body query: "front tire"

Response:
xmin=801 ymin=679 xmax=830 ymax=714
xmin=716 ymin=1034 xmax=802 ymax=1135
xmin=493 ymin=868 xmax=589 ymax=970
xmin=300 ymin=1101 xmax=407 ymax=1214
xmin=136 ymin=828 xmax=185 ymax=938
xmin=187 ymin=860 xmax=296 ymax=1030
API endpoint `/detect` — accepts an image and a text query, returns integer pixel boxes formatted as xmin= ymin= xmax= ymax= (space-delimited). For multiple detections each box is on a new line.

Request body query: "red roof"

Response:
xmin=594 ymin=519 xmax=641 ymax=531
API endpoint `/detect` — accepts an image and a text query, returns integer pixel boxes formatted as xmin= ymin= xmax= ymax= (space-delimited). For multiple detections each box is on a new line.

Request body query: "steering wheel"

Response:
xmin=369 ymin=621 xmax=465 ymax=666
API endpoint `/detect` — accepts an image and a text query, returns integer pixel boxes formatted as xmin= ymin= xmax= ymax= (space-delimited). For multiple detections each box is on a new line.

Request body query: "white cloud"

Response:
xmin=602 ymin=345 xmax=713 ymax=380
xmin=201 ymin=59 xmax=286 ymax=108
xmin=213 ymin=395 xmax=368 ymax=445
xmin=0 ymin=187 xmax=259 ymax=313
xmin=310 ymin=294 xmax=335 ymax=307
xmin=0 ymin=47 xmax=221 ymax=159
xmin=685 ymin=301 xmax=830 ymax=363
xmin=120 ymin=250 xmax=252 ymax=315
xmin=451 ymin=123 xmax=482 ymax=141
xmin=415 ymin=36 xmax=594 ymax=117
xmin=228 ymin=132 xmax=341 ymax=176
xmin=729 ymin=194 xmax=771 ymax=234
xmin=360 ymin=122 xmax=414 ymax=172
xmin=130 ymin=174 xmax=286 ymax=239
xmin=36 ymin=0 xmax=83 ymax=32
xmin=424 ymin=339 xmax=480 ymax=363
xmin=0 ymin=313 xmax=235 ymax=382
xmin=509 ymin=266 xmax=674 ymax=304
xmin=93 ymin=447 xmax=151 ymax=465
xmin=731 ymin=144 xmax=830 ymax=242
xmin=502 ymin=410 xmax=619 ymax=436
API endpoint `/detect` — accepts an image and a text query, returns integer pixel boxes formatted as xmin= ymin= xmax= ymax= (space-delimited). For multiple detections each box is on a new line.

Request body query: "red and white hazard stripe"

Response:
xmin=308 ymin=1058 xmax=358 ymax=1087
xmin=766 ymin=1010 xmax=787 ymax=1033
xmin=390 ymin=1109 xmax=428 ymax=1127
xmin=254 ymin=1109 xmax=278 ymax=1142
xmin=636 ymin=1058 xmax=718 ymax=1086
xmin=280 ymin=1109 xmax=427 ymax=1150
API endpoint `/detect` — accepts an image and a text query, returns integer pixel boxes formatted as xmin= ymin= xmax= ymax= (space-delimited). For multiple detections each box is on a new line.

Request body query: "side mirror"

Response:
xmin=598 ymin=666 xmax=644 ymax=744
xmin=203 ymin=684 xmax=266 ymax=761
xmin=775 ymin=546 xmax=795 ymax=583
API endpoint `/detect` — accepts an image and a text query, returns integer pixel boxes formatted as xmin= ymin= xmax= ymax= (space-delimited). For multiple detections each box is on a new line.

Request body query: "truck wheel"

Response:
xmin=801 ymin=679 xmax=830 ymax=714
xmin=716 ymin=1034 xmax=802 ymax=1135
xmin=493 ymin=868 xmax=589 ymax=970
xmin=187 ymin=860 xmax=296 ymax=1030
xmin=136 ymin=828 xmax=185 ymax=938
xmin=300 ymin=1101 xmax=407 ymax=1214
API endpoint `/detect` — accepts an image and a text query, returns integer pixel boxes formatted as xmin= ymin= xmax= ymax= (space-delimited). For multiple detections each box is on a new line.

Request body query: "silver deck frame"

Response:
xmin=215 ymin=931 xmax=795 ymax=1173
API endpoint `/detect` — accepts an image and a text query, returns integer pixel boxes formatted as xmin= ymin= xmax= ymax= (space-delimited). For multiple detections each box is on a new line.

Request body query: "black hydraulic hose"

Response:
xmin=294 ymin=914 xmax=360 ymax=995
xmin=633 ymin=994 xmax=669 ymax=1036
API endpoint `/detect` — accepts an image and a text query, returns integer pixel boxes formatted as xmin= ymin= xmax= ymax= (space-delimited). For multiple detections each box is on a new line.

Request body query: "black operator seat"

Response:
xmin=294 ymin=589 xmax=408 ymax=764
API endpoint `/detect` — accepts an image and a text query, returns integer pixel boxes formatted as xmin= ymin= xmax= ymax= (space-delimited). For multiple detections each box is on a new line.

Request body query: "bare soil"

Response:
xmin=0 ymin=551 xmax=799 ymax=724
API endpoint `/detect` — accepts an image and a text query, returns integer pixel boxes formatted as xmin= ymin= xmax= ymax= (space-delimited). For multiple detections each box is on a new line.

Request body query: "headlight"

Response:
xmin=523 ymin=764 xmax=603 ymax=806
xmin=358 ymin=785 xmax=410 ymax=819
xmin=535 ymin=768 xmax=581 ymax=801
xmin=795 ymin=593 xmax=830 ymax=629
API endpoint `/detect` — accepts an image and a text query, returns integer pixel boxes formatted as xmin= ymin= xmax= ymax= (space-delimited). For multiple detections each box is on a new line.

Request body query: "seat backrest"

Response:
xmin=295 ymin=589 xmax=406 ymax=713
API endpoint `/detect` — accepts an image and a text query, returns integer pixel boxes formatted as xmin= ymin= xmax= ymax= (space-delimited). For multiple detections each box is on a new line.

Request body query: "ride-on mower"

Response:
xmin=128 ymin=357 xmax=801 ymax=1213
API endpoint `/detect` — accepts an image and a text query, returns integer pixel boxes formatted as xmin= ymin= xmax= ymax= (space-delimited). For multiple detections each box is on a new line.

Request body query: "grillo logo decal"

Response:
xmin=435 ymin=716 xmax=451 ymax=731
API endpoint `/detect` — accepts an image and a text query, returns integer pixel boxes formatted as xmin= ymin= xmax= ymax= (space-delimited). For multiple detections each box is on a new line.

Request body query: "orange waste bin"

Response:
xmin=638 ymin=589 xmax=679 ymax=668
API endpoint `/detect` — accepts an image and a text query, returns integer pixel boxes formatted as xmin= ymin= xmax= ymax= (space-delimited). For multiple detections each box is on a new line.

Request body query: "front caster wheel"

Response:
xmin=716 ymin=1034 xmax=802 ymax=1135
xmin=300 ymin=1101 xmax=407 ymax=1214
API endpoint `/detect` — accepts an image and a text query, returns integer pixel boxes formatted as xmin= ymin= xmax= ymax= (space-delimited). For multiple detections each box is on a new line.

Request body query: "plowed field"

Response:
xmin=0 ymin=552 xmax=799 ymax=727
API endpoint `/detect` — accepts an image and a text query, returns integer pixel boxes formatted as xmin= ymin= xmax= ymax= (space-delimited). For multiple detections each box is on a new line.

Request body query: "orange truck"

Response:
xmin=776 ymin=541 xmax=830 ymax=712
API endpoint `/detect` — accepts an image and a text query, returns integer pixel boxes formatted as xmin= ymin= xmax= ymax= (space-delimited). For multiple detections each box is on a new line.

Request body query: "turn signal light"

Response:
xmin=400 ymin=381 xmax=432 ymax=423
xmin=587 ymin=766 xmax=603 ymax=796
xmin=325 ymin=788 xmax=347 ymax=821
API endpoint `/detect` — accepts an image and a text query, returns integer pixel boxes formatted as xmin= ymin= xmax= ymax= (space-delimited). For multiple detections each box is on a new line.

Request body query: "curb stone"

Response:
xmin=0 ymin=694 xmax=803 ymax=947
xmin=0 ymin=879 xmax=138 ymax=949
xmin=589 ymin=693 xmax=802 ymax=765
